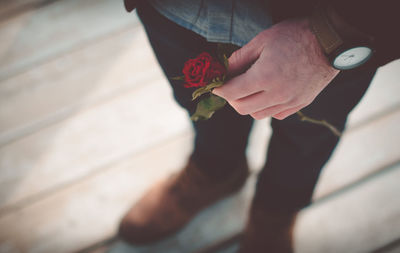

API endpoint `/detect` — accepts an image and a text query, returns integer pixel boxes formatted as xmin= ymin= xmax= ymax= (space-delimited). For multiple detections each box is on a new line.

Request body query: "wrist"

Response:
xmin=300 ymin=18 xmax=338 ymax=73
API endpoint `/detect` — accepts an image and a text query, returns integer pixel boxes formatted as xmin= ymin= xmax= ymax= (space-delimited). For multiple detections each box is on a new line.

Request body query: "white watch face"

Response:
xmin=333 ymin=46 xmax=372 ymax=70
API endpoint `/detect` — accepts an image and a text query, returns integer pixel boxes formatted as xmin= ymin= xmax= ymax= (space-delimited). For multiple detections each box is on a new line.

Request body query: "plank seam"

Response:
xmin=372 ymin=237 xmax=400 ymax=253
xmin=311 ymin=159 xmax=400 ymax=207
xmin=0 ymin=130 xmax=192 ymax=217
xmin=72 ymin=236 xmax=118 ymax=253
xmin=0 ymin=0 xmax=63 ymax=23
xmin=346 ymin=103 xmax=400 ymax=134
xmin=0 ymin=22 xmax=142 ymax=83
xmin=0 ymin=72 xmax=164 ymax=147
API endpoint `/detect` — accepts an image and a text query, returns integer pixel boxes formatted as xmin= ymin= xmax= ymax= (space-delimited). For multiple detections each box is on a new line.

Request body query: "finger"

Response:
xmin=212 ymin=70 xmax=264 ymax=101
xmin=229 ymin=91 xmax=284 ymax=115
xmin=250 ymin=104 xmax=288 ymax=120
xmin=228 ymin=36 xmax=263 ymax=77
xmin=273 ymin=104 xmax=305 ymax=120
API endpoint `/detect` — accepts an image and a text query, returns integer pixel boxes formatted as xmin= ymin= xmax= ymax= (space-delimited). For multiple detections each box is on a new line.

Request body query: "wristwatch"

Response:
xmin=310 ymin=2 xmax=374 ymax=70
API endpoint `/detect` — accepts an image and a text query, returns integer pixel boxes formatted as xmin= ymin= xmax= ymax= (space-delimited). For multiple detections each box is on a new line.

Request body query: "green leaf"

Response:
xmin=223 ymin=54 xmax=229 ymax=70
xmin=170 ymin=76 xmax=185 ymax=81
xmin=192 ymin=81 xmax=224 ymax=100
xmin=191 ymin=94 xmax=227 ymax=121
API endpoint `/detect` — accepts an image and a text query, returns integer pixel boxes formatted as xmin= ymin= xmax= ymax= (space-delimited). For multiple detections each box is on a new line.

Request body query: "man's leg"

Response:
xmin=119 ymin=1 xmax=254 ymax=244
xmin=240 ymin=64 xmax=377 ymax=252
xmin=136 ymin=0 xmax=253 ymax=179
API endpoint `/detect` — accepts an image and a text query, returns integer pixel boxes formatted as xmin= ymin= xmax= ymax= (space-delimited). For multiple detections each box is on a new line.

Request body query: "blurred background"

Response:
xmin=0 ymin=0 xmax=400 ymax=253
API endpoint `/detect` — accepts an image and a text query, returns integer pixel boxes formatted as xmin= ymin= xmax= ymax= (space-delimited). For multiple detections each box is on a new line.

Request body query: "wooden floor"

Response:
xmin=0 ymin=1 xmax=399 ymax=253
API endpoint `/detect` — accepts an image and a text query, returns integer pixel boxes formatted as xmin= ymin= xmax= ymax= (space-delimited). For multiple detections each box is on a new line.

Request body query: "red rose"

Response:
xmin=182 ymin=52 xmax=226 ymax=88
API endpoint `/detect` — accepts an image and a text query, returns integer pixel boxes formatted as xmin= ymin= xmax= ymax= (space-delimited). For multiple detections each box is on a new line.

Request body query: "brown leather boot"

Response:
xmin=118 ymin=158 xmax=249 ymax=245
xmin=238 ymin=202 xmax=298 ymax=253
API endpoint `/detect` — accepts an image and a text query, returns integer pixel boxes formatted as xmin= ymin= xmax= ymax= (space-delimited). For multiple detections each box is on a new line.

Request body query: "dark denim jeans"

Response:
xmin=136 ymin=1 xmax=377 ymax=212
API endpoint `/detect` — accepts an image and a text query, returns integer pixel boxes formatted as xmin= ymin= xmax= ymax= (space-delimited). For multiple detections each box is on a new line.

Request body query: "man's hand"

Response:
xmin=212 ymin=18 xmax=339 ymax=120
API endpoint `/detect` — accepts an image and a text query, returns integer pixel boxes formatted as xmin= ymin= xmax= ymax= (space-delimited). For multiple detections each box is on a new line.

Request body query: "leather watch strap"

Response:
xmin=309 ymin=2 xmax=343 ymax=55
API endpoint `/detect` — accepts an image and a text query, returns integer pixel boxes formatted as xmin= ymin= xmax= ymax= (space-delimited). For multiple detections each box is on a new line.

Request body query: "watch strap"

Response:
xmin=309 ymin=2 xmax=343 ymax=55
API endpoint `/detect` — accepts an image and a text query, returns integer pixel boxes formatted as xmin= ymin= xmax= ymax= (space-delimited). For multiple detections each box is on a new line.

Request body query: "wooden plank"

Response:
xmin=1 ymin=108 xmax=399 ymax=253
xmin=372 ymin=238 xmax=400 ymax=253
xmin=0 ymin=27 xmax=160 ymax=146
xmin=77 ymin=236 xmax=118 ymax=253
xmin=0 ymin=0 xmax=43 ymax=20
xmin=195 ymin=235 xmax=241 ymax=253
xmin=211 ymin=244 xmax=240 ymax=253
xmin=0 ymin=78 xmax=191 ymax=213
xmin=382 ymin=246 xmax=400 ymax=253
xmin=0 ymin=0 xmax=139 ymax=81
xmin=245 ymin=118 xmax=271 ymax=171
xmin=347 ymin=60 xmax=400 ymax=127
xmin=313 ymin=109 xmax=400 ymax=199
xmin=295 ymin=163 xmax=400 ymax=253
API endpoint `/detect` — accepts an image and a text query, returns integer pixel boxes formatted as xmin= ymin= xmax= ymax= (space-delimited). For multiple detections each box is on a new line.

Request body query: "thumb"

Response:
xmin=228 ymin=37 xmax=263 ymax=77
